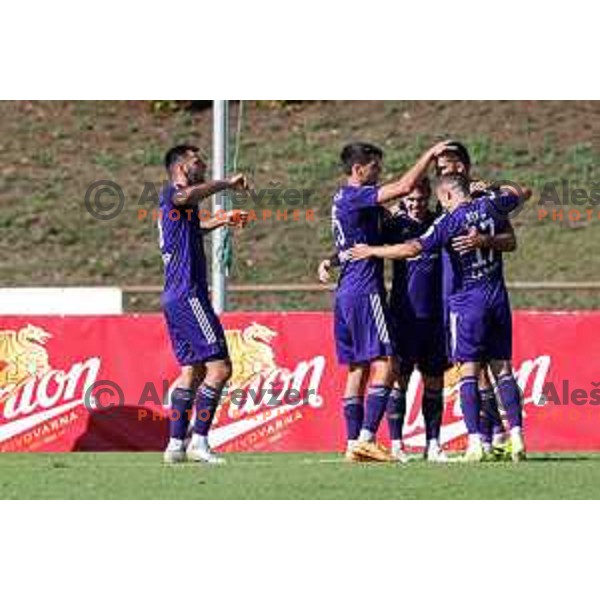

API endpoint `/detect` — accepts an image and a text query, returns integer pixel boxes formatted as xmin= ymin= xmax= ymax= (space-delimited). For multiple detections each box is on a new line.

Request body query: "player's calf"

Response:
xmin=358 ymin=357 xmax=393 ymax=441
xmin=489 ymin=360 xmax=526 ymax=461
xmin=458 ymin=364 xmax=484 ymax=458
xmin=386 ymin=386 xmax=408 ymax=462
xmin=187 ymin=359 xmax=231 ymax=464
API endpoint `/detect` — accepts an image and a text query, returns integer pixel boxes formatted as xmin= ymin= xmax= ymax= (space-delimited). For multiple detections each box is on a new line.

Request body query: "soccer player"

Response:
xmin=159 ymin=144 xmax=248 ymax=464
xmin=434 ymin=142 xmax=515 ymax=457
xmin=381 ymin=177 xmax=448 ymax=463
xmin=319 ymin=179 xmax=447 ymax=462
xmin=331 ymin=140 xmax=453 ymax=462
xmin=351 ymin=173 xmax=529 ymax=462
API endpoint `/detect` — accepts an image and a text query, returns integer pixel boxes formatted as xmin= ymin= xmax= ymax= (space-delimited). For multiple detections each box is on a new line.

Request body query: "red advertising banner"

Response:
xmin=0 ymin=312 xmax=598 ymax=453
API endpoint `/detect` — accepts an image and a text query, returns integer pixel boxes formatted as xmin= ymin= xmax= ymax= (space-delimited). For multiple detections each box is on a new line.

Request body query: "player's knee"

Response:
xmin=205 ymin=360 xmax=232 ymax=387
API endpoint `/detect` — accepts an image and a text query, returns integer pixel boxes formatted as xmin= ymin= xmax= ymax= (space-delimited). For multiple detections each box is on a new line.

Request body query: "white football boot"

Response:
xmin=391 ymin=440 xmax=410 ymax=464
xmin=186 ymin=434 xmax=226 ymax=465
xmin=425 ymin=440 xmax=450 ymax=463
xmin=510 ymin=427 xmax=527 ymax=462
xmin=163 ymin=438 xmax=186 ymax=464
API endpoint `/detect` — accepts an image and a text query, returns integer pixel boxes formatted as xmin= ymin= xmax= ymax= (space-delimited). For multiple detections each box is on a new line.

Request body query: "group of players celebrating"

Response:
xmin=157 ymin=139 xmax=529 ymax=466
xmin=320 ymin=140 xmax=530 ymax=463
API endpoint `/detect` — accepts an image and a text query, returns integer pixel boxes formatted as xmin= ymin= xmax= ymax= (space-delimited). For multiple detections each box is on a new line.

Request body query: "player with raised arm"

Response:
xmin=159 ymin=144 xmax=249 ymax=465
xmin=434 ymin=142 xmax=517 ymax=458
xmin=351 ymin=174 xmax=530 ymax=462
xmin=331 ymin=140 xmax=453 ymax=462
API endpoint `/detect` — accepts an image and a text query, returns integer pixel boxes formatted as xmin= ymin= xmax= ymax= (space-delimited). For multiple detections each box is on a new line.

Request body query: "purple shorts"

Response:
xmin=334 ymin=291 xmax=394 ymax=365
xmin=447 ymin=283 xmax=512 ymax=363
xmin=162 ymin=294 xmax=229 ymax=366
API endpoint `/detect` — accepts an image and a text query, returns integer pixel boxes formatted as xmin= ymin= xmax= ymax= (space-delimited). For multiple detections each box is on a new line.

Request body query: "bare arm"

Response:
xmin=172 ymin=174 xmax=248 ymax=207
xmin=350 ymin=240 xmax=423 ymax=261
xmin=377 ymin=141 xmax=453 ymax=205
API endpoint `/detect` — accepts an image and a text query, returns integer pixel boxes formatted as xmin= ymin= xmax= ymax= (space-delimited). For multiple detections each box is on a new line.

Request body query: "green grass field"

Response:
xmin=2 ymin=452 xmax=600 ymax=499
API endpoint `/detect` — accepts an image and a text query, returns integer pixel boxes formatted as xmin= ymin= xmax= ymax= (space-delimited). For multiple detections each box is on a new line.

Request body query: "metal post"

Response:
xmin=212 ymin=100 xmax=228 ymax=313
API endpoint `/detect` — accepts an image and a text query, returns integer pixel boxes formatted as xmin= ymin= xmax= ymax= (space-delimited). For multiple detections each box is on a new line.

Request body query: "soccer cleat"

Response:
xmin=426 ymin=447 xmax=450 ymax=463
xmin=461 ymin=443 xmax=485 ymax=463
xmin=186 ymin=442 xmax=226 ymax=464
xmin=491 ymin=440 xmax=510 ymax=461
xmin=351 ymin=441 xmax=394 ymax=463
xmin=345 ymin=449 xmax=368 ymax=463
xmin=163 ymin=439 xmax=186 ymax=464
xmin=391 ymin=444 xmax=410 ymax=464
xmin=510 ymin=433 xmax=527 ymax=463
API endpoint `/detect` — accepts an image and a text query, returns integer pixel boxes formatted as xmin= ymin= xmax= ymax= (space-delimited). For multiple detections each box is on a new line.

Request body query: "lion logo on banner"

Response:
xmin=225 ymin=322 xmax=278 ymax=390
xmin=0 ymin=324 xmax=52 ymax=403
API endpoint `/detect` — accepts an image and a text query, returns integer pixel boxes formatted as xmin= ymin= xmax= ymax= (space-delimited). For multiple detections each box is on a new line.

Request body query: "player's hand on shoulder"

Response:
xmin=469 ymin=179 xmax=495 ymax=196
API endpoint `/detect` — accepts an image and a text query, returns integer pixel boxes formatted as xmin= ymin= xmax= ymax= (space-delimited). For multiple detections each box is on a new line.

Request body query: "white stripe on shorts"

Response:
xmin=370 ymin=294 xmax=390 ymax=344
xmin=449 ymin=311 xmax=458 ymax=356
xmin=189 ymin=297 xmax=217 ymax=344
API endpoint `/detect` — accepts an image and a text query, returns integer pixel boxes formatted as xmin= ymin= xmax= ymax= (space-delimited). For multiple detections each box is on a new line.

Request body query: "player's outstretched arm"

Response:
xmin=377 ymin=140 xmax=453 ymax=205
xmin=173 ymin=174 xmax=249 ymax=207
xmin=350 ymin=240 xmax=423 ymax=261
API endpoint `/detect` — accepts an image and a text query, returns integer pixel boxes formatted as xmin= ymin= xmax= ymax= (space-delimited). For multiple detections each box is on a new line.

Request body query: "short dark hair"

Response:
xmin=414 ymin=176 xmax=431 ymax=196
xmin=164 ymin=144 xmax=200 ymax=171
xmin=436 ymin=173 xmax=470 ymax=196
xmin=438 ymin=141 xmax=471 ymax=170
xmin=340 ymin=142 xmax=384 ymax=175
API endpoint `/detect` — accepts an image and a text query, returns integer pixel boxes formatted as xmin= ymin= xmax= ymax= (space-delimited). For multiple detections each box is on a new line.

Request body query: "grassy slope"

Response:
xmin=1 ymin=452 xmax=600 ymax=499
xmin=1 ymin=100 xmax=600 ymax=311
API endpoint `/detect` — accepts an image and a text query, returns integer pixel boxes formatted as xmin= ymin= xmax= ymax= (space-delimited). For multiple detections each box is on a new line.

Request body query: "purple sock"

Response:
xmin=386 ymin=388 xmax=406 ymax=441
xmin=497 ymin=374 xmax=523 ymax=429
xmin=422 ymin=387 xmax=443 ymax=442
xmin=479 ymin=387 xmax=495 ymax=444
xmin=193 ymin=383 xmax=221 ymax=436
xmin=482 ymin=386 xmax=506 ymax=437
xmin=363 ymin=385 xmax=392 ymax=435
xmin=170 ymin=387 xmax=193 ymax=440
xmin=343 ymin=396 xmax=364 ymax=441
xmin=460 ymin=376 xmax=481 ymax=435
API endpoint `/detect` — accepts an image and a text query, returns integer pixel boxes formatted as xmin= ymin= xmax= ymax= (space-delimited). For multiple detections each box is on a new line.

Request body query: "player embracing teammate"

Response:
xmin=351 ymin=162 xmax=530 ymax=462
xmin=328 ymin=140 xmax=455 ymax=462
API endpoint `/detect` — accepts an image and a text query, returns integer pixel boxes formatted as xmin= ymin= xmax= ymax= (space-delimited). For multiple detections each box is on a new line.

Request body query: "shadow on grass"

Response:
xmin=524 ymin=454 xmax=598 ymax=462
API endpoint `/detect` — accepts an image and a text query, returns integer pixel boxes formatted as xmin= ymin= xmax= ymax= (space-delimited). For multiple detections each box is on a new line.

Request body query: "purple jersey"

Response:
xmin=383 ymin=211 xmax=442 ymax=320
xmin=332 ymin=185 xmax=384 ymax=296
xmin=418 ymin=192 xmax=520 ymax=293
xmin=158 ymin=184 xmax=208 ymax=301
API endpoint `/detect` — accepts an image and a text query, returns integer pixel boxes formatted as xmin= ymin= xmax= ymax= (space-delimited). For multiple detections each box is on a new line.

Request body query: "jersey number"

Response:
xmin=472 ymin=218 xmax=495 ymax=269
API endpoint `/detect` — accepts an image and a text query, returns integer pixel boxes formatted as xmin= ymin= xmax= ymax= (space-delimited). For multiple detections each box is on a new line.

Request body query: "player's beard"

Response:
xmin=186 ymin=164 xmax=205 ymax=186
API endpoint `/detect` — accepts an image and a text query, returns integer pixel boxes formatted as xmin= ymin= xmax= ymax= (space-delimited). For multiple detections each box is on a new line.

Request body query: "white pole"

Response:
xmin=212 ymin=100 xmax=228 ymax=314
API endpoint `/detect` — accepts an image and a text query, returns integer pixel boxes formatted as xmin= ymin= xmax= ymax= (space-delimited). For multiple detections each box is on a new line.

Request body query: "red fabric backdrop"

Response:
xmin=0 ymin=312 xmax=598 ymax=453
